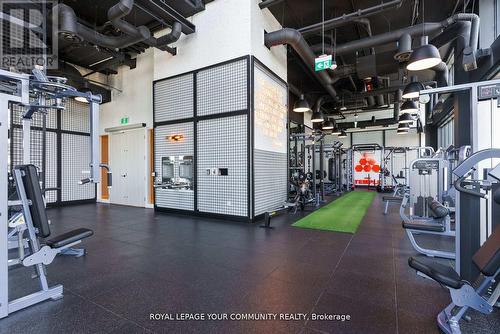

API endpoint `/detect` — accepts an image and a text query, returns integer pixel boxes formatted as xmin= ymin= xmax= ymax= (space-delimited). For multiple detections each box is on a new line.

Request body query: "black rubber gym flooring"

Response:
xmin=3 ymin=194 xmax=499 ymax=333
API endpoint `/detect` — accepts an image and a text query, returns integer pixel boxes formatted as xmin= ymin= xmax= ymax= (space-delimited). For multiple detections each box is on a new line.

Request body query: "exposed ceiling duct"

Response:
xmin=264 ymin=28 xmax=339 ymax=101
xmin=297 ymin=0 xmax=403 ymax=37
xmin=56 ymin=1 xmax=184 ymax=55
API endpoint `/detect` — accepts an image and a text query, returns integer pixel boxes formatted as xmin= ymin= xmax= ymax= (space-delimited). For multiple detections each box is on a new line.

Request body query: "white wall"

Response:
xmin=99 ymin=49 xmax=154 ymax=133
xmin=153 ymin=0 xmax=286 ymax=81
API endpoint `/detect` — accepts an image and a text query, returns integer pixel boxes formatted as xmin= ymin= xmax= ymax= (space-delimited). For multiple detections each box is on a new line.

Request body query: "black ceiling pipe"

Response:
xmin=108 ymin=0 xmax=149 ymax=39
xmin=57 ymin=4 xmax=149 ymax=49
xmin=108 ymin=1 xmax=182 ymax=54
xmin=259 ymin=0 xmax=285 ymax=9
xmin=298 ymin=0 xmax=403 ymax=37
xmin=265 ymin=28 xmax=339 ymax=101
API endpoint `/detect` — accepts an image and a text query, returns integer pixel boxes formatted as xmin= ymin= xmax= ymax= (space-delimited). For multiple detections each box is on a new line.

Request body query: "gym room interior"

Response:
xmin=1 ymin=0 xmax=500 ymax=333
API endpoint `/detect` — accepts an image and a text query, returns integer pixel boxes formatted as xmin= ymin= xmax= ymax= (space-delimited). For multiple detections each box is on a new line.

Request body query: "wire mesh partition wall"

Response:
xmin=154 ymin=122 xmax=194 ymax=211
xmin=197 ymin=59 xmax=248 ymax=116
xmin=197 ymin=115 xmax=248 ymax=216
xmin=153 ymin=56 xmax=251 ymax=219
xmin=154 ymin=74 xmax=194 ymax=122
xmin=9 ymin=99 xmax=94 ymax=206
xmin=252 ymin=60 xmax=288 ymax=216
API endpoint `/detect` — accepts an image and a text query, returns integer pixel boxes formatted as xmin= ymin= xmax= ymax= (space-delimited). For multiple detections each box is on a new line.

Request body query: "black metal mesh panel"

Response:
xmin=10 ymin=127 xmax=43 ymax=169
xmin=61 ymin=133 xmax=95 ymax=201
xmin=61 ymin=99 xmax=90 ymax=133
xmin=197 ymin=59 xmax=248 ymax=116
xmin=197 ymin=115 xmax=248 ymax=216
xmin=154 ymin=74 xmax=194 ymax=122
xmin=9 ymin=98 xmax=92 ymax=204
xmin=10 ymin=102 xmax=58 ymax=129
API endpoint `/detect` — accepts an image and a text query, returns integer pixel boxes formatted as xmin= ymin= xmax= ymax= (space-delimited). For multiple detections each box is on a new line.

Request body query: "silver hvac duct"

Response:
xmin=264 ymin=28 xmax=339 ymax=101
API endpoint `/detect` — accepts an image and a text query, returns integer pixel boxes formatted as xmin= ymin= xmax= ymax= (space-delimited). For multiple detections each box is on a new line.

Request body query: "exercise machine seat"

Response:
xmin=429 ymin=200 xmax=449 ymax=218
xmin=402 ymin=220 xmax=445 ymax=232
xmin=14 ymin=165 xmax=51 ymax=237
xmin=408 ymin=257 xmax=464 ymax=289
xmin=45 ymin=228 xmax=93 ymax=248
xmin=472 ymin=225 xmax=500 ymax=277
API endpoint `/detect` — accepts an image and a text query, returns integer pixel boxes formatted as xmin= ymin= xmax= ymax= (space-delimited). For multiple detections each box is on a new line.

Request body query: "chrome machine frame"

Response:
xmin=421 ymin=78 xmax=500 ymax=279
xmin=0 ymin=68 xmax=104 ymax=318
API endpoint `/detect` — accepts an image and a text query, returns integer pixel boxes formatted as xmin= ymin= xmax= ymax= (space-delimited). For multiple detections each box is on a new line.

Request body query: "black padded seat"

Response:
xmin=45 ymin=228 xmax=93 ymax=248
xmin=408 ymin=257 xmax=464 ymax=289
xmin=383 ymin=196 xmax=403 ymax=202
xmin=402 ymin=221 xmax=445 ymax=232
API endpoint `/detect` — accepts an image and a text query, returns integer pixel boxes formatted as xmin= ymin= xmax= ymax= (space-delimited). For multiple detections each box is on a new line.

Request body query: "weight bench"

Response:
xmin=400 ymin=194 xmax=455 ymax=259
xmin=408 ymin=225 xmax=500 ymax=334
xmin=8 ymin=165 xmax=93 ymax=313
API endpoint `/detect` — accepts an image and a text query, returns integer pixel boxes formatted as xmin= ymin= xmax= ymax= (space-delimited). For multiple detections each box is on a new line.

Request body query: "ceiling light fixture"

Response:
xmin=402 ymin=81 xmax=425 ymax=99
xmin=338 ymin=130 xmax=347 ymax=138
xmin=398 ymin=112 xmax=414 ymax=124
xmin=401 ymin=100 xmax=419 ymax=113
xmin=322 ymin=120 xmax=334 ymax=130
xmin=293 ymin=94 xmax=311 ymax=112
xmin=311 ymin=110 xmax=325 ymax=123
xmin=398 ymin=122 xmax=410 ymax=131
xmin=331 ymin=126 xmax=341 ymax=135
xmin=406 ymin=2 xmax=441 ymax=71
xmin=407 ymin=43 xmax=442 ymax=71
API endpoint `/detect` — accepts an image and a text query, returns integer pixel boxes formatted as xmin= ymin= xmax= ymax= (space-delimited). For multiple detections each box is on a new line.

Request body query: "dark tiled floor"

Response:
xmin=2 ymin=194 xmax=497 ymax=333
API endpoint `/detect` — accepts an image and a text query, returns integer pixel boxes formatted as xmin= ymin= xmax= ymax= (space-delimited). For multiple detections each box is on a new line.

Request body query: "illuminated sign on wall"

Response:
xmin=254 ymin=66 xmax=287 ymax=154
xmin=167 ymin=134 xmax=184 ymax=142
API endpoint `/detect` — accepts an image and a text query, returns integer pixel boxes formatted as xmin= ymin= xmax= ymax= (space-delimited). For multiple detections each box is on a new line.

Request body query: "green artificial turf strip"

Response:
xmin=292 ymin=191 xmax=376 ymax=234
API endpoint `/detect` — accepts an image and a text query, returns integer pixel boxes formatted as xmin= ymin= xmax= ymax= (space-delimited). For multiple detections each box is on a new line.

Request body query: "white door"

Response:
xmin=109 ymin=129 xmax=146 ymax=207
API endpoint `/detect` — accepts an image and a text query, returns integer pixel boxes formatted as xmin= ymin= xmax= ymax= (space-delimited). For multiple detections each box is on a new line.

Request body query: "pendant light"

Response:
xmin=407 ymin=43 xmax=441 ymax=71
xmin=331 ymin=125 xmax=341 ymax=135
xmin=338 ymin=130 xmax=347 ymax=138
xmin=402 ymin=81 xmax=425 ymax=99
xmin=322 ymin=120 xmax=334 ymax=130
xmin=398 ymin=112 xmax=414 ymax=124
xmin=397 ymin=128 xmax=409 ymax=135
xmin=293 ymin=94 xmax=311 ymax=112
xmin=401 ymin=100 xmax=419 ymax=113
xmin=398 ymin=122 xmax=410 ymax=131
xmin=406 ymin=1 xmax=441 ymax=71
xmin=311 ymin=109 xmax=325 ymax=123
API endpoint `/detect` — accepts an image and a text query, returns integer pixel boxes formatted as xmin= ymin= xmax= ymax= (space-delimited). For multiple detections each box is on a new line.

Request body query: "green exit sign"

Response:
xmin=120 ymin=117 xmax=129 ymax=125
xmin=315 ymin=55 xmax=332 ymax=72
